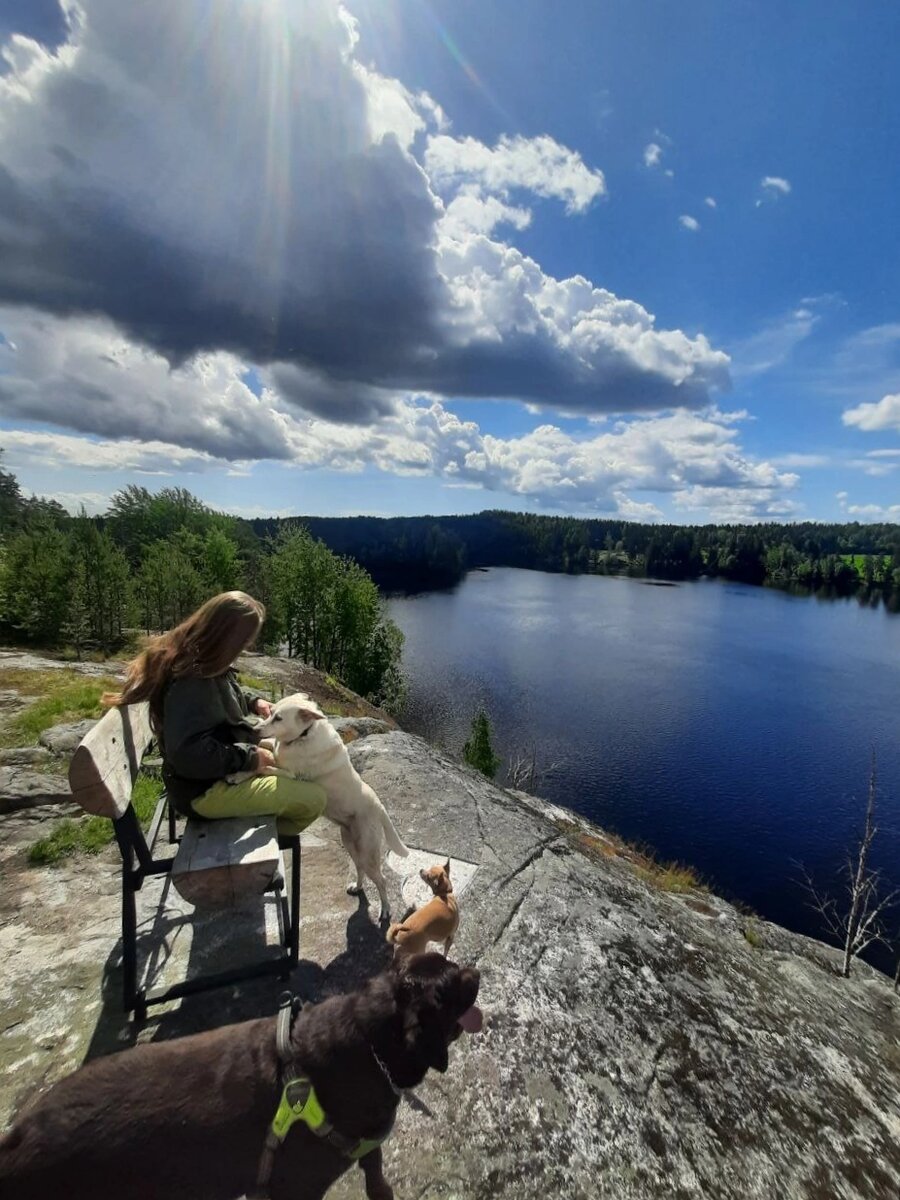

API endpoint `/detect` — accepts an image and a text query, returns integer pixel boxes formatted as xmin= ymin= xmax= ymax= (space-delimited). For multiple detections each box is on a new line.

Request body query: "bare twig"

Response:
xmin=505 ymin=743 xmax=563 ymax=794
xmin=797 ymin=750 xmax=898 ymax=978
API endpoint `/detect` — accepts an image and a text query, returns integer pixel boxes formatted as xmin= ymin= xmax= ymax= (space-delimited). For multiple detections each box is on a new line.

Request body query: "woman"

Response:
xmin=104 ymin=591 xmax=326 ymax=835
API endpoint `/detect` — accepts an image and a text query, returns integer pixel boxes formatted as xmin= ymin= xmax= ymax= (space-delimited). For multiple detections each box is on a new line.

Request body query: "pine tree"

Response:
xmin=463 ymin=709 xmax=500 ymax=779
xmin=62 ymin=557 xmax=92 ymax=660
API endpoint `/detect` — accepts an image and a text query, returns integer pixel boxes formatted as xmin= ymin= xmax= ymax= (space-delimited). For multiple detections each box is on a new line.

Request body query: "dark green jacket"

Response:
xmin=160 ymin=670 xmax=262 ymax=815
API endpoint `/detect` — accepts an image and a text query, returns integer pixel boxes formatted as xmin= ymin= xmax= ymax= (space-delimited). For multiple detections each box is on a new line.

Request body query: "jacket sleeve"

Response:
xmin=163 ymin=678 xmax=258 ymax=780
xmin=240 ymin=685 xmax=264 ymax=714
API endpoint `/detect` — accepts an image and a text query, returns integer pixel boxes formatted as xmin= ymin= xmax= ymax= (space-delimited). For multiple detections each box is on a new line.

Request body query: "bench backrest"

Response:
xmin=68 ymin=703 xmax=153 ymax=819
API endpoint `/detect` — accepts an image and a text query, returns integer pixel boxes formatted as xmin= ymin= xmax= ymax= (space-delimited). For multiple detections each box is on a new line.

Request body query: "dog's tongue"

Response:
xmin=457 ymin=1005 xmax=483 ymax=1034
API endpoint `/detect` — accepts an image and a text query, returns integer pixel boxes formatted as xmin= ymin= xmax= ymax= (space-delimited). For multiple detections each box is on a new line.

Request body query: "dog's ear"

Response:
xmin=297 ymin=707 xmax=325 ymax=723
xmin=404 ymin=999 xmax=449 ymax=1074
xmin=443 ymin=859 xmax=451 ymax=875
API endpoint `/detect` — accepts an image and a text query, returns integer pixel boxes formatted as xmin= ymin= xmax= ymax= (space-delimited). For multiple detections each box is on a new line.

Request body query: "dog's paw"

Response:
xmin=346 ymin=883 xmax=365 ymax=896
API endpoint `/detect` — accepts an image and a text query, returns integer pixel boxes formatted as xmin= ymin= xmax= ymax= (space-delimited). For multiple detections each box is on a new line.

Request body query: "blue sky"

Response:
xmin=0 ymin=0 xmax=898 ymax=524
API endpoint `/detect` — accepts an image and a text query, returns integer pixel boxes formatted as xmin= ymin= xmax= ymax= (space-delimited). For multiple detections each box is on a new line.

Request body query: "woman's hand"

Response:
xmin=254 ymin=698 xmax=273 ymax=718
xmin=255 ymin=747 xmax=277 ymax=774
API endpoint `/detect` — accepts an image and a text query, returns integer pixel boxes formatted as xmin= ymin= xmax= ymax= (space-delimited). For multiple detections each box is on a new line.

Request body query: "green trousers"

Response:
xmin=192 ymin=775 xmax=327 ymax=837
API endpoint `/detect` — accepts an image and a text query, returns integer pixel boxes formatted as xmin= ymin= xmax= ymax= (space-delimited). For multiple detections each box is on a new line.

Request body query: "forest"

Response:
xmin=251 ymin=509 xmax=900 ymax=600
xmin=0 ymin=461 xmax=403 ymax=709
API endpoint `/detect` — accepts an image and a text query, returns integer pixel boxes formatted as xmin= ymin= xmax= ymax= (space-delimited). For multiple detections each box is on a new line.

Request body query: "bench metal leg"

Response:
xmin=289 ymin=841 xmax=301 ymax=967
xmin=120 ymin=865 xmax=139 ymax=1016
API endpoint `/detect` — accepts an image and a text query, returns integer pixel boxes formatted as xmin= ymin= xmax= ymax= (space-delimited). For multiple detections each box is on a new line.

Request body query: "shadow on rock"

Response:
xmin=293 ymin=897 xmax=393 ymax=1003
xmin=83 ymin=894 xmax=393 ymax=1064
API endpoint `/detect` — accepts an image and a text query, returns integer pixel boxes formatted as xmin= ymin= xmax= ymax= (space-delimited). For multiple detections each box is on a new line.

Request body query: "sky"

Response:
xmin=0 ymin=0 xmax=898 ymax=525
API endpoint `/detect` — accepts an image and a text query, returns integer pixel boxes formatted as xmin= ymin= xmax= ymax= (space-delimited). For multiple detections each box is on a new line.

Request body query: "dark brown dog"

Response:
xmin=0 ymin=953 xmax=481 ymax=1200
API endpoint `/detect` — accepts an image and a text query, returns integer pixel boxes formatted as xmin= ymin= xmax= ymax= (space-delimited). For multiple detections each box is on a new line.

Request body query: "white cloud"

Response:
xmin=672 ymin=486 xmax=803 ymax=523
xmin=704 ymin=197 xmax=717 ymax=208
xmin=272 ymin=402 xmax=797 ymax=519
xmin=842 ymin=393 xmax=900 ymax=433
xmin=731 ymin=303 xmax=827 ymax=377
xmin=773 ymin=453 xmax=831 ymax=469
xmin=438 ymin=185 xmax=532 ymax=239
xmin=664 ymin=169 xmax=675 ymax=179
xmin=757 ymin=176 xmax=792 ymax=206
xmin=836 ymin=493 xmax=900 ymax=522
xmin=643 ymin=142 xmax=662 ymax=168
xmin=0 ymin=307 xmax=298 ymax=458
xmin=762 ymin=176 xmax=792 ymax=195
xmin=679 ymin=215 xmax=700 ymax=232
xmin=0 ymin=429 xmax=221 ymax=474
xmin=850 ymin=503 xmax=900 ymax=519
xmin=425 ymin=132 xmax=606 ymax=214
xmin=37 ymin=490 xmax=112 ymax=516
xmin=0 ymin=0 xmax=728 ymax=434
xmin=848 ymin=460 xmax=897 ymax=477
xmin=352 ymin=62 xmax=447 ymax=150
xmin=1 ymin=398 xmax=797 ymax=521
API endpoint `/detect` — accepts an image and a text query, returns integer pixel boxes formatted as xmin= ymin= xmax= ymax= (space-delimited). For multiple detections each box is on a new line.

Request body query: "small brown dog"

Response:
xmin=386 ymin=860 xmax=459 ymax=957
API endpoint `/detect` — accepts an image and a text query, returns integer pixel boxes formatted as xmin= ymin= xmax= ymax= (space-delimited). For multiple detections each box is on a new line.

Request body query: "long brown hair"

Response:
xmin=104 ymin=591 xmax=265 ymax=732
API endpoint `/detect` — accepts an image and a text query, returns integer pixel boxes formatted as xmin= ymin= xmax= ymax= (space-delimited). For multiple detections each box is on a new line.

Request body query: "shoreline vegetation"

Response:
xmin=250 ymin=510 xmax=900 ymax=609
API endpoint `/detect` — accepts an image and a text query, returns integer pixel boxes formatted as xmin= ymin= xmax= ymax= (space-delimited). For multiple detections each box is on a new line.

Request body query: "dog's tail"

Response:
xmin=377 ymin=801 xmax=409 ymax=857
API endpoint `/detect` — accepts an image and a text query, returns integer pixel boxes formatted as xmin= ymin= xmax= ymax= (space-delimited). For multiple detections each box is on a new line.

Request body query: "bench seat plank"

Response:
xmin=171 ymin=816 xmax=283 ymax=907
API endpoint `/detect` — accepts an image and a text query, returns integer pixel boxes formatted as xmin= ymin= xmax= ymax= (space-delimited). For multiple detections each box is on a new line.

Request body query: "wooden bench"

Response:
xmin=67 ymin=703 xmax=301 ymax=1019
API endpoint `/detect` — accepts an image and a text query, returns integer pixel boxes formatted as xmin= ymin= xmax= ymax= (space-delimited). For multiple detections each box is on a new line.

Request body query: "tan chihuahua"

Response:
xmin=386 ymin=860 xmax=459 ymax=957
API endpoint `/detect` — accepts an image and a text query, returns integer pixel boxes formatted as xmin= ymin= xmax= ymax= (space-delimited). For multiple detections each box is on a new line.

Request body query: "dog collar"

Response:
xmin=275 ymin=724 xmax=314 ymax=747
xmin=370 ymin=1045 xmax=404 ymax=1097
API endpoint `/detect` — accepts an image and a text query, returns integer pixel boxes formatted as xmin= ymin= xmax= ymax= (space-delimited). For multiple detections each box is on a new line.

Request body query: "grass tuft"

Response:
xmin=743 ymin=922 xmax=764 ymax=949
xmin=0 ymin=669 xmax=121 ymax=749
xmin=27 ymin=771 xmax=164 ymax=866
xmin=558 ymin=817 xmax=704 ymax=893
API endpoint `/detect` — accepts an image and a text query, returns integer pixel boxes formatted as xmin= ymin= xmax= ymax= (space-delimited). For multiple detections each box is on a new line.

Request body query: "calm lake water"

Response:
xmin=387 ymin=568 xmax=900 ymax=965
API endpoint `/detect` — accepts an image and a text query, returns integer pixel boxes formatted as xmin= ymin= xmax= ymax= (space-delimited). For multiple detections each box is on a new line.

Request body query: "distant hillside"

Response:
xmin=249 ymin=510 xmax=900 ymax=598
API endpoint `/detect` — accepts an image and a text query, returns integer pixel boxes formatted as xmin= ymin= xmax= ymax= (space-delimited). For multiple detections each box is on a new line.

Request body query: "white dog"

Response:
xmin=229 ymin=693 xmax=408 ymax=919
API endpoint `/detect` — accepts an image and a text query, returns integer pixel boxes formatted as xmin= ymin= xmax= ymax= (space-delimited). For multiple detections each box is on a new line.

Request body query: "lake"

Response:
xmin=386 ymin=568 xmax=900 ymax=968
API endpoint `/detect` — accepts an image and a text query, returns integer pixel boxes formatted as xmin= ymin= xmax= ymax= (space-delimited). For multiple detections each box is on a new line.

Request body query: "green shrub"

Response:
xmin=463 ymin=709 xmax=501 ymax=779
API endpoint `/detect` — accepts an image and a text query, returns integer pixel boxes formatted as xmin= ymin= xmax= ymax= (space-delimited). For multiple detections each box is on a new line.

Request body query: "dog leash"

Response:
xmin=249 ymin=993 xmax=395 ymax=1199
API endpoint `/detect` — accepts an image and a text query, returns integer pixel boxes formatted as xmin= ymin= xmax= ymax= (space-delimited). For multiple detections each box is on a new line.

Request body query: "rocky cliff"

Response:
xmin=1 ymin=652 xmax=899 ymax=1199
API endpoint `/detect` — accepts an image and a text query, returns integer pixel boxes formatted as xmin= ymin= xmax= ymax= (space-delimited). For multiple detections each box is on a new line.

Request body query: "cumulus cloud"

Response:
xmin=704 ymin=196 xmax=717 ymax=208
xmin=643 ymin=142 xmax=662 ymax=168
xmin=257 ymin=401 xmax=799 ymax=519
xmin=425 ymin=132 xmax=606 ymax=214
xmin=842 ymin=393 xmax=900 ymax=433
xmin=0 ymin=0 xmax=728 ymax=423
xmin=672 ymin=486 xmax=803 ymax=523
xmin=0 ymin=307 xmax=297 ymax=458
xmin=679 ymin=215 xmax=700 ymax=232
xmin=0 ymin=0 xmax=444 ymax=374
xmin=1 ymin=395 xmax=797 ymax=522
